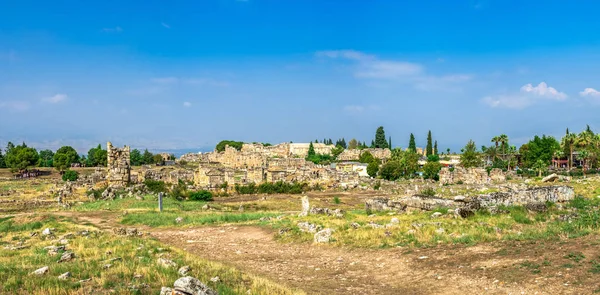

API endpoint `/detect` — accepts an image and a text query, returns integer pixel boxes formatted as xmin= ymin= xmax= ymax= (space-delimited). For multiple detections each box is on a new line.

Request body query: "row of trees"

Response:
xmin=0 ymin=142 xmax=172 ymax=173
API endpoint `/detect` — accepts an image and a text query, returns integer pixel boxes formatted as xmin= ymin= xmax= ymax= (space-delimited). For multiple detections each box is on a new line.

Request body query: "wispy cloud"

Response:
xmin=0 ymin=100 xmax=30 ymax=111
xmin=42 ymin=94 xmax=68 ymax=104
xmin=101 ymin=26 xmax=123 ymax=33
xmin=161 ymin=22 xmax=171 ymax=29
xmin=580 ymin=87 xmax=600 ymax=104
xmin=343 ymin=105 xmax=380 ymax=113
xmin=316 ymin=49 xmax=471 ymax=91
xmin=482 ymin=82 xmax=567 ymax=109
xmin=183 ymin=102 xmax=192 ymax=107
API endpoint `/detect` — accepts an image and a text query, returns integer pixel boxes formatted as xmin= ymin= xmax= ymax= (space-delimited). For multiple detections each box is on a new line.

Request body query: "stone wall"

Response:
xmin=439 ymin=167 xmax=506 ymax=185
xmin=337 ymin=148 xmax=391 ymax=161
xmin=106 ymin=142 xmax=130 ymax=187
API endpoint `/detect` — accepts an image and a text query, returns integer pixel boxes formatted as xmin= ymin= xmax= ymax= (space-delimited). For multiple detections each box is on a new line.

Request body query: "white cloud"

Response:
xmin=580 ymin=88 xmax=600 ymax=97
xmin=42 ymin=94 xmax=67 ymax=104
xmin=316 ymin=49 xmax=470 ymax=91
xmin=161 ymin=22 xmax=171 ymax=29
xmin=482 ymin=82 xmax=567 ymax=109
xmin=0 ymin=100 xmax=30 ymax=111
xmin=101 ymin=26 xmax=122 ymax=33
xmin=520 ymin=82 xmax=567 ymax=100
xmin=183 ymin=102 xmax=192 ymax=107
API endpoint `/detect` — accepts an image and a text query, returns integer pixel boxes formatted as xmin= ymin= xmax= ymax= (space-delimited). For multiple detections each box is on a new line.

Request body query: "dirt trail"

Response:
xmin=60 ymin=212 xmax=597 ymax=295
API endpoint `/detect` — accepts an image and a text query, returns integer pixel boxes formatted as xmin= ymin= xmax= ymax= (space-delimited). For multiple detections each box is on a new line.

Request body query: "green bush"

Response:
xmin=234 ymin=181 xmax=309 ymax=195
xmin=144 ymin=179 xmax=167 ymax=194
xmin=421 ymin=187 xmax=436 ymax=197
xmin=189 ymin=190 xmax=213 ymax=201
xmin=62 ymin=170 xmax=78 ymax=181
xmin=333 ymin=196 xmax=341 ymax=204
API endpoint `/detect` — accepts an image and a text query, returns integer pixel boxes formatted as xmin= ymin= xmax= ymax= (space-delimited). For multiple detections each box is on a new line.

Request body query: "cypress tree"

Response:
xmin=426 ymin=130 xmax=433 ymax=156
xmin=389 ymin=137 xmax=392 ymax=149
xmin=408 ymin=134 xmax=417 ymax=153
xmin=374 ymin=126 xmax=388 ymax=148
xmin=307 ymin=142 xmax=316 ymax=157
xmin=434 ymin=140 xmax=438 ymax=155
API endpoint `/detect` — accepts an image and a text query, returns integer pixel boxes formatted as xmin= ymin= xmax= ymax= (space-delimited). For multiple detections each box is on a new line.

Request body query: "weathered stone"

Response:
xmin=42 ymin=228 xmax=52 ymax=236
xmin=45 ymin=245 xmax=65 ymax=256
xmin=542 ymin=173 xmax=559 ymax=183
xmin=350 ymin=222 xmax=361 ymax=229
xmin=453 ymin=195 xmax=466 ymax=202
xmin=210 ymin=276 xmax=220 ymax=283
xmin=57 ymin=251 xmax=75 ymax=263
xmin=31 ymin=266 xmax=49 ymax=275
xmin=314 ymin=228 xmax=334 ymax=243
xmin=178 ymin=265 xmax=191 ymax=276
xmin=399 ymin=195 xmax=457 ymax=211
xmin=299 ymin=196 xmax=310 ymax=217
xmin=309 ymin=207 xmax=345 ymax=218
xmin=365 ymin=197 xmax=407 ymax=212
xmin=58 ymin=272 xmax=71 ymax=280
xmin=106 ymin=142 xmax=131 ymax=187
xmin=475 ymin=186 xmax=574 ymax=207
xmin=431 ymin=212 xmax=443 ymax=218
xmin=160 ymin=287 xmax=173 ymax=295
xmin=158 ymin=258 xmax=178 ymax=268
xmin=297 ymin=222 xmax=322 ymax=233
xmin=173 ymin=276 xmax=218 ymax=295
xmin=390 ymin=217 xmax=399 ymax=224
xmin=175 ymin=217 xmax=184 ymax=224
xmin=456 ymin=208 xmax=475 ymax=218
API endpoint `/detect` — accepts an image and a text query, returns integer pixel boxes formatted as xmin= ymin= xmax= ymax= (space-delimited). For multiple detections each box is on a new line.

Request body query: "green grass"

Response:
xmin=0 ymin=215 xmax=302 ymax=295
xmin=121 ymin=212 xmax=280 ymax=227
xmin=73 ymin=196 xmax=212 ymax=212
xmin=565 ymin=252 xmax=586 ymax=263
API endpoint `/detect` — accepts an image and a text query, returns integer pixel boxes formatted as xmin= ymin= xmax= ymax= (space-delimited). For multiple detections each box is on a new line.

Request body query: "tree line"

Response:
xmin=0 ymin=142 xmax=174 ymax=173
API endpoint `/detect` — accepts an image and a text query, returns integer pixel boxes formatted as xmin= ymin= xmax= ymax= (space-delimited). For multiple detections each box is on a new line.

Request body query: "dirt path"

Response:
xmin=60 ymin=211 xmax=600 ymax=295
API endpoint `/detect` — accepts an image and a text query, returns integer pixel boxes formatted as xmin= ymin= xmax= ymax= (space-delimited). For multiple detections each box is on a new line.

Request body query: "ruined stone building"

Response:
xmin=438 ymin=167 xmax=506 ymax=185
xmin=337 ymin=148 xmax=391 ymax=161
xmin=106 ymin=142 xmax=131 ymax=187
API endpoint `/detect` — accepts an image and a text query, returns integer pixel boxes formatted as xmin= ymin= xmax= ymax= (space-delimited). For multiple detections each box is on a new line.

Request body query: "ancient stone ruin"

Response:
xmin=106 ymin=142 xmax=130 ymax=187
xmin=438 ymin=167 xmax=506 ymax=185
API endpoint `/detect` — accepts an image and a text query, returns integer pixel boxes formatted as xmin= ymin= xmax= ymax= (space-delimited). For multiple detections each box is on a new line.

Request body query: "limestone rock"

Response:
xmin=525 ymin=202 xmax=548 ymax=212
xmin=431 ymin=212 xmax=443 ymax=218
xmin=297 ymin=222 xmax=322 ymax=233
xmin=58 ymin=272 xmax=71 ymax=280
xmin=45 ymin=245 xmax=65 ymax=256
xmin=299 ymin=195 xmax=309 ymax=217
xmin=158 ymin=257 xmax=178 ymax=268
xmin=314 ymin=228 xmax=334 ymax=243
xmin=175 ymin=217 xmax=184 ymax=224
xmin=31 ymin=266 xmax=49 ymax=275
xmin=210 ymin=276 xmax=220 ymax=283
xmin=542 ymin=173 xmax=559 ymax=183
xmin=173 ymin=276 xmax=218 ymax=295
xmin=160 ymin=287 xmax=173 ymax=295
xmin=390 ymin=217 xmax=399 ymax=224
xmin=350 ymin=222 xmax=361 ymax=229
xmin=57 ymin=251 xmax=75 ymax=263
xmin=456 ymin=208 xmax=475 ymax=218
xmin=42 ymin=228 xmax=52 ymax=236
xmin=178 ymin=265 xmax=191 ymax=276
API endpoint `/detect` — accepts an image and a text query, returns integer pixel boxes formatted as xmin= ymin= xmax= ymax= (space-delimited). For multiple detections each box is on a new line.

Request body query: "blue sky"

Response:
xmin=2 ymin=0 xmax=600 ymax=153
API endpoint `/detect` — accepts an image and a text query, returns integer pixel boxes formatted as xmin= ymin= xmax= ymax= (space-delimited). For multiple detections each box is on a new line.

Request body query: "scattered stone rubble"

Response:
xmin=366 ymin=185 xmax=575 ymax=215
xmin=160 ymin=276 xmax=218 ymax=295
xmin=439 ymin=167 xmax=506 ymax=185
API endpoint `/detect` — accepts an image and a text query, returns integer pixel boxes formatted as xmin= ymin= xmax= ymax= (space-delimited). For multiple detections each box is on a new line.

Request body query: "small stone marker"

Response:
xmin=299 ymin=195 xmax=310 ymax=217
xmin=158 ymin=192 xmax=163 ymax=212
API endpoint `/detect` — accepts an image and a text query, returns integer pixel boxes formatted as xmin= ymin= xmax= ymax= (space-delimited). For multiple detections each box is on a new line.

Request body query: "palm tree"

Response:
xmin=562 ymin=133 xmax=577 ymax=170
xmin=576 ymin=131 xmax=595 ymax=173
xmin=506 ymin=145 xmax=516 ymax=170
xmin=491 ymin=136 xmax=500 ymax=156
xmin=498 ymin=134 xmax=509 ymax=159
xmin=579 ymin=149 xmax=590 ymax=177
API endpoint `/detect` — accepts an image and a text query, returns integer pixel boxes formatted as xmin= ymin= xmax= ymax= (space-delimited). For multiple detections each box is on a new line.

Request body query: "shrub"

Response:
xmin=367 ymin=161 xmax=379 ymax=177
xmin=189 ymin=190 xmax=213 ymax=201
xmin=373 ymin=180 xmax=381 ymax=190
xmin=144 ymin=179 xmax=167 ymax=194
xmin=333 ymin=196 xmax=341 ymax=204
xmin=234 ymin=181 xmax=309 ymax=195
xmin=62 ymin=170 xmax=78 ymax=181
xmin=421 ymin=187 xmax=436 ymax=197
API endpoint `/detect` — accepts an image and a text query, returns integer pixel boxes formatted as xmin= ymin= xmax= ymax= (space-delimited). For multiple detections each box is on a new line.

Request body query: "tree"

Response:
xmin=5 ymin=143 xmax=39 ymax=172
xmin=408 ymin=133 xmax=416 ymax=153
xmin=142 ymin=149 xmax=154 ymax=165
xmin=307 ymin=142 xmax=316 ymax=158
xmin=130 ymin=149 xmax=143 ymax=166
xmin=380 ymin=160 xmax=402 ymax=181
xmin=38 ymin=149 xmax=54 ymax=167
xmin=532 ymin=159 xmax=547 ymax=177
xmin=374 ymin=126 xmax=388 ymax=148
xmin=153 ymin=154 xmax=163 ymax=164
xmin=521 ymin=135 xmax=560 ymax=168
xmin=359 ymin=151 xmax=376 ymax=164
xmin=562 ymin=133 xmax=577 ymax=170
xmin=423 ymin=161 xmax=442 ymax=180
xmin=446 ymin=148 xmax=450 ymax=155
xmin=0 ymin=149 xmax=5 ymax=168
xmin=389 ymin=137 xmax=392 ymax=149
xmin=491 ymin=136 xmax=500 ymax=158
xmin=53 ymin=146 xmax=79 ymax=172
xmin=460 ymin=140 xmax=482 ymax=168
xmin=331 ymin=145 xmax=344 ymax=159
xmin=62 ymin=170 xmax=79 ymax=182
xmin=367 ymin=161 xmax=379 ymax=178
xmin=426 ymin=130 xmax=433 ymax=156
xmin=498 ymin=134 xmax=509 ymax=158
xmin=87 ymin=144 xmax=108 ymax=167
xmin=215 ymin=140 xmax=244 ymax=152
xmin=348 ymin=139 xmax=359 ymax=150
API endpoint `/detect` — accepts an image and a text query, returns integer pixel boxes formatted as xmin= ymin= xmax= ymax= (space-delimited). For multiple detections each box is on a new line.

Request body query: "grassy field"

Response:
xmin=0 ymin=214 xmax=301 ymax=295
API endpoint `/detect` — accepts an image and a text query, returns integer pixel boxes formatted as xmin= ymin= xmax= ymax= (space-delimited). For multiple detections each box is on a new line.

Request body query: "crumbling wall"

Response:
xmin=439 ymin=167 xmax=506 ymax=185
xmin=337 ymin=148 xmax=391 ymax=161
xmin=106 ymin=142 xmax=130 ymax=187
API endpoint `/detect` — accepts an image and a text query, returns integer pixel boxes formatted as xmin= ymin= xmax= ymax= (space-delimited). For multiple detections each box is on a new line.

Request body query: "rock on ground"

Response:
xmin=297 ymin=222 xmax=322 ymax=233
xmin=57 ymin=251 xmax=75 ymax=263
xmin=158 ymin=257 xmax=178 ymax=268
xmin=173 ymin=276 xmax=218 ymax=295
xmin=31 ymin=266 xmax=49 ymax=275
xmin=299 ymin=195 xmax=310 ymax=217
xmin=58 ymin=272 xmax=71 ymax=280
xmin=178 ymin=265 xmax=191 ymax=276
xmin=314 ymin=228 xmax=334 ymax=243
